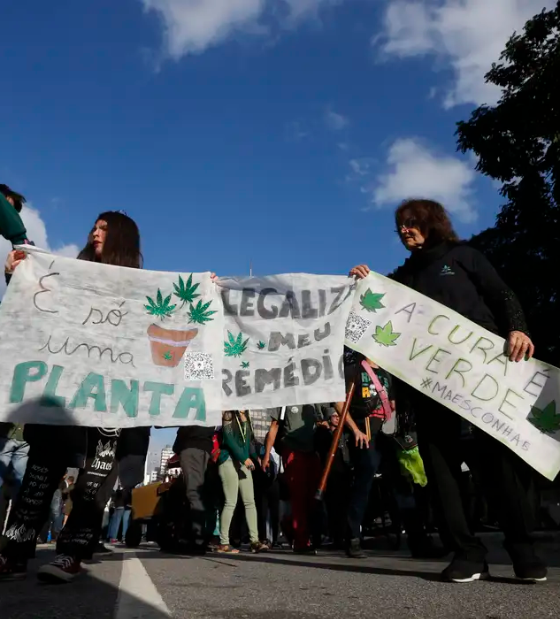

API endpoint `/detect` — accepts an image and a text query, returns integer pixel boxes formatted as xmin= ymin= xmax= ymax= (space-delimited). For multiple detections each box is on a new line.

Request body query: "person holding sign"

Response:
xmin=0 ymin=184 xmax=29 ymax=245
xmin=0 ymin=211 xmax=144 ymax=584
xmin=351 ymin=198 xmax=545 ymax=584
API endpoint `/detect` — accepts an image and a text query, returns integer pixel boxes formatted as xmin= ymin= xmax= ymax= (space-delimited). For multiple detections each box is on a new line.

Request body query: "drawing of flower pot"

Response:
xmin=147 ymin=324 xmax=198 ymax=368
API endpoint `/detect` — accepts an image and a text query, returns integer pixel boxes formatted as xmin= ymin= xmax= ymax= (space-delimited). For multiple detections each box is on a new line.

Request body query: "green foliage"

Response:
xmin=457 ymin=4 xmax=560 ymax=365
xmin=145 ymin=289 xmax=176 ymax=320
xmin=224 ymin=331 xmax=249 ymax=357
xmin=173 ymin=274 xmax=200 ymax=308
xmin=188 ymin=300 xmax=217 ymax=325
xmin=372 ymin=321 xmax=400 ymax=347
xmin=529 ymin=401 xmax=560 ymax=434
xmin=163 ymin=351 xmax=173 ymax=361
xmin=241 ymin=361 xmax=250 ymax=369
xmin=257 ymin=341 xmax=266 ymax=350
xmin=360 ymin=289 xmax=385 ymax=313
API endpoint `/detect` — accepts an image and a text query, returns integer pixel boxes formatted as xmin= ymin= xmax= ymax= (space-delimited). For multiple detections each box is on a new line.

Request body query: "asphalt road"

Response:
xmin=1 ymin=535 xmax=559 ymax=619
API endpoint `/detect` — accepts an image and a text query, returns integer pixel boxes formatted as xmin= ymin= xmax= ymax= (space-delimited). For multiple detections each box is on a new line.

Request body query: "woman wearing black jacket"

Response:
xmin=0 ymin=211 xmax=150 ymax=584
xmin=351 ymin=199 xmax=545 ymax=584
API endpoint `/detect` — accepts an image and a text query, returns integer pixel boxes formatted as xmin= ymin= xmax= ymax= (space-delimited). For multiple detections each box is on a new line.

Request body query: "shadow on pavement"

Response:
xmin=102 ymin=547 xmax=444 ymax=583
xmin=0 ymin=549 xmax=169 ymax=619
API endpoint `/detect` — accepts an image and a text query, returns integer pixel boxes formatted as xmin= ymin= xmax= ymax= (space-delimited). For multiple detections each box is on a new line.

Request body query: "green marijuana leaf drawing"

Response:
xmin=224 ymin=331 xmax=249 ymax=357
xmin=360 ymin=289 xmax=385 ymax=313
xmin=257 ymin=341 xmax=266 ymax=350
xmin=241 ymin=361 xmax=250 ymax=369
xmin=173 ymin=274 xmax=200 ymax=307
xmin=372 ymin=321 xmax=401 ymax=347
xmin=163 ymin=351 xmax=173 ymax=361
xmin=188 ymin=300 xmax=217 ymax=325
xmin=529 ymin=401 xmax=560 ymax=434
xmin=145 ymin=289 xmax=176 ymax=320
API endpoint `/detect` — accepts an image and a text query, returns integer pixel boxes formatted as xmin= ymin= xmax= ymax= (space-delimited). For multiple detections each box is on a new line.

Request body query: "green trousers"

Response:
xmin=218 ymin=458 xmax=259 ymax=545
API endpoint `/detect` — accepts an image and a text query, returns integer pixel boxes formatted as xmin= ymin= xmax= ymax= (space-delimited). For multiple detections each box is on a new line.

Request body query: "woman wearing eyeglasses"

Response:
xmin=350 ymin=198 xmax=545 ymax=584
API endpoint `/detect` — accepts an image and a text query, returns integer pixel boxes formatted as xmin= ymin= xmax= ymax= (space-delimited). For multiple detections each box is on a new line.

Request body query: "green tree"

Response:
xmin=457 ymin=3 xmax=560 ymax=364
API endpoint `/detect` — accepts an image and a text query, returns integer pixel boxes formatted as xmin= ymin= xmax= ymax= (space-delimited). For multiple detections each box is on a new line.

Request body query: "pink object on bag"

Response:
xmin=361 ymin=360 xmax=392 ymax=421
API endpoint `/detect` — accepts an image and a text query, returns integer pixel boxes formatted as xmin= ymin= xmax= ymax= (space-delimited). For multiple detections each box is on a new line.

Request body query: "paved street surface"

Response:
xmin=1 ymin=535 xmax=559 ymax=619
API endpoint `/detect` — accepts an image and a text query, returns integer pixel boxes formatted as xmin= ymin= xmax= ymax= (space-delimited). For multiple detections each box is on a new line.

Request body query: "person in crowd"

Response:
xmin=0 ymin=422 xmax=29 ymax=501
xmin=351 ymin=198 xmax=545 ymax=583
xmin=0 ymin=184 xmax=29 ymax=244
xmin=335 ymin=350 xmax=395 ymax=558
xmin=0 ymin=212 xmax=144 ymax=583
xmin=253 ymin=437 xmax=281 ymax=549
xmin=107 ymin=486 xmax=131 ymax=544
xmin=0 ymin=184 xmax=32 ymax=504
xmin=216 ymin=411 xmax=266 ymax=554
xmin=173 ymin=424 xmax=216 ymax=554
xmin=263 ymin=404 xmax=332 ymax=554
xmin=315 ymin=410 xmax=352 ymax=550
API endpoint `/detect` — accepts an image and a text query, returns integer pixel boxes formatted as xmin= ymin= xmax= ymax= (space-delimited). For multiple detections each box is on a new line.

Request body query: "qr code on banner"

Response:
xmin=345 ymin=310 xmax=372 ymax=344
xmin=184 ymin=353 xmax=214 ymax=381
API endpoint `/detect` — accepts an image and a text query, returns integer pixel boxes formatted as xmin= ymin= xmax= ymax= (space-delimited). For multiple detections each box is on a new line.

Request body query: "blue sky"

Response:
xmin=1 ymin=0 xmax=551 ymax=454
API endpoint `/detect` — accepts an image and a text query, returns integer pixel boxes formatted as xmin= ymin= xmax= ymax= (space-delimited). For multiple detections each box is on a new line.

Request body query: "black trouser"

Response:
xmin=179 ymin=447 xmax=210 ymax=546
xmin=417 ymin=401 xmax=537 ymax=563
xmin=326 ymin=469 xmax=351 ymax=546
xmin=346 ymin=425 xmax=382 ymax=541
xmin=254 ymin=470 xmax=280 ymax=544
xmin=0 ymin=428 xmax=117 ymax=561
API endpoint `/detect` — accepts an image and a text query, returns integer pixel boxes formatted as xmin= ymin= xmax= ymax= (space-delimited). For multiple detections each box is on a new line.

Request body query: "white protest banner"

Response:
xmin=0 ymin=247 xmax=224 ymax=427
xmin=219 ymin=275 xmax=354 ymax=409
xmin=345 ymin=273 xmax=560 ymax=481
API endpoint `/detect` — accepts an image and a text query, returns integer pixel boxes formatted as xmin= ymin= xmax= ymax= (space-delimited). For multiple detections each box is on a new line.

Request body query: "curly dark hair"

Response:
xmin=77 ymin=211 xmax=142 ymax=269
xmin=395 ymin=199 xmax=459 ymax=246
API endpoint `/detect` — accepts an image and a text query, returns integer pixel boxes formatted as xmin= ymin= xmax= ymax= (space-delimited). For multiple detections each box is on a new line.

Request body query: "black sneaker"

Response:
xmin=37 ymin=554 xmax=82 ymax=583
xmin=513 ymin=557 xmax=547 ymax=583
xmin=346 ymin=538 xmax=367 ymax=559
xmin=94 ymin=543 xmax=113 ymax=555
xmin=441 ymin=558 xmax=489 ymax=583
xmin=0 ymin=554 xmax=27 ymax=581
xmin=504 ymin=543 xmax=548 ymax=583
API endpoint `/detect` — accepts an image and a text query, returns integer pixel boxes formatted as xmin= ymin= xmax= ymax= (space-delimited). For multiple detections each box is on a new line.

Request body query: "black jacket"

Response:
xmin=390 ymin=241 xmax=529 ymax=338
xmin=173 ymin=425 xmax=215 ymax=454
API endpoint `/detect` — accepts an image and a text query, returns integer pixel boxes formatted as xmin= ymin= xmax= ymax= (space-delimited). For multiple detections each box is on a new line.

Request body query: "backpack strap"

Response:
xmin=360 ymin=360 xmax=392 ymax=421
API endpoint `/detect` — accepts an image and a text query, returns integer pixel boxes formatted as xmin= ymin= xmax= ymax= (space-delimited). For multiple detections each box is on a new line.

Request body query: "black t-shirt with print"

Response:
xmin=344 ymin=358 xmax=394 ymax=431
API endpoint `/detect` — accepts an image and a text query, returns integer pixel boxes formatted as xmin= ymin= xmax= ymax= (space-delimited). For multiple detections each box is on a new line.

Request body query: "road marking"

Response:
xmin=115 ymin=552 xmax=171 ymax=619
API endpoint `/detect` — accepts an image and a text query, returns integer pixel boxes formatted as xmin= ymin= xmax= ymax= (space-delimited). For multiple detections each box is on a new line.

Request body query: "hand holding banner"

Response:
xmin=345 ymin=273 xmax=560 ymax=481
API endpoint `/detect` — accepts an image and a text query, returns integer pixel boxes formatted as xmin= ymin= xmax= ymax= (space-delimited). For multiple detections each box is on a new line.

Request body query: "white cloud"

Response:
xmin=347 ymin=157 xmax=373 ymax=178
xmin=0 ymin=205 xmax=80 ymax=296
xmin=324 ymin=107 xmax=349 ymax=131
xmin=377 ymin=0 xmax=555 ymax=108
xmin=364 ymin=138 xmax=477 ymax=222
xmin=140 ymin=0 xmax=342 ymax=59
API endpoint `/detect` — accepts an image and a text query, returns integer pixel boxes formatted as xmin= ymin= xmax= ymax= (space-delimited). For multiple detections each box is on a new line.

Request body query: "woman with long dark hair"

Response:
xmin=351 ymin=199 xmax=546 ymax=583
xmin=0 ymin=212 xmax=148 ymax=584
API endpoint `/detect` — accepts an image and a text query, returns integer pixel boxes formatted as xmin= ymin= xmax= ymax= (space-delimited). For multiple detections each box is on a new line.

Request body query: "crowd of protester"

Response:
xmin=0 ymin=183 xmax=555 ymax=586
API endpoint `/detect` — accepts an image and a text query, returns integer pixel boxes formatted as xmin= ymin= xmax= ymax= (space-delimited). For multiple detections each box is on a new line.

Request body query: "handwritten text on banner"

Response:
xmin=345 ymin=273 xmax=560 ymax=481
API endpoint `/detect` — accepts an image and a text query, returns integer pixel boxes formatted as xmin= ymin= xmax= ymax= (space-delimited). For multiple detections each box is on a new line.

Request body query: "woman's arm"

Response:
xmin=335 ymin=402 xmax=369 ymax=448
xmin=262 ymin=419 xmax=279 ymax=470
